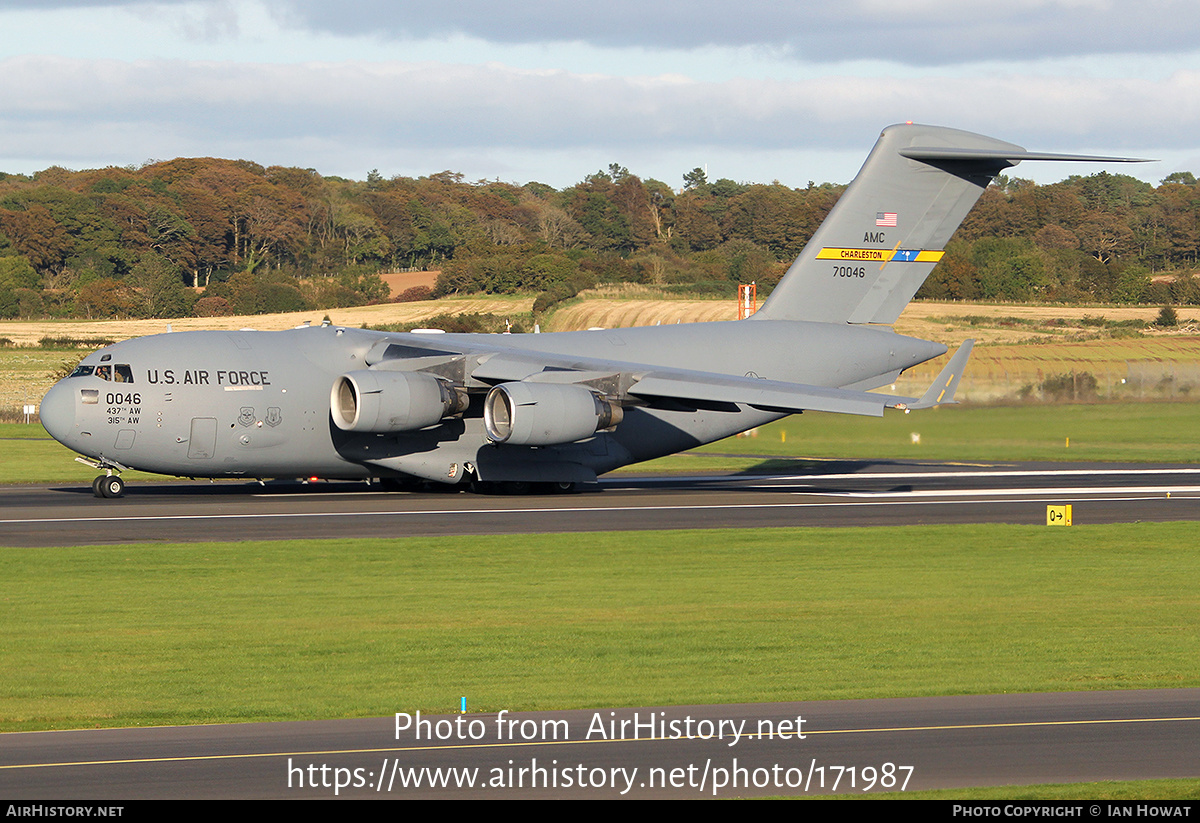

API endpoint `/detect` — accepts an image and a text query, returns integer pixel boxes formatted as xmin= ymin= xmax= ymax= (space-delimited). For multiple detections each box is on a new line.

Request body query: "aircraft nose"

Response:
xmin=40 ymin=381 xmax=76 ymax=444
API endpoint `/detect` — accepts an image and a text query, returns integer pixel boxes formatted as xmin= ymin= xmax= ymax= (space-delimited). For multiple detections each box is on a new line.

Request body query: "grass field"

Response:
xmin=2 ymin=524 xmax=1198 ymax=732
xmin=0 ymin=422 xmax=160 ymax=485
xmin=0 ymin=345 xmax=80 ymax=415
xmin=895 ymin=336 xmax=1200 ymax=403
xmin=0 ymin=293 xmax=537 ymax=347
xmin=676 ymin=401 xmax=1200 ymax=466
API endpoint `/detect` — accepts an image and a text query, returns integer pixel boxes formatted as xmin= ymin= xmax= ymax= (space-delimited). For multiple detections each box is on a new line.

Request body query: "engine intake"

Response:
xmin=331 ymin=370 xmax=467 ymax=433
xmin=484 ymin=382 xmax=623 ymax=446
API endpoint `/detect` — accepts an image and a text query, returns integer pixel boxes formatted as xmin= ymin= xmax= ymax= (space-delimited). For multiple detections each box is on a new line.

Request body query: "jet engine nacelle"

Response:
xmin=484 ymin=381 xmax=623 ymax=446
xmin=331 ymin=370 xmax=467 ymax=433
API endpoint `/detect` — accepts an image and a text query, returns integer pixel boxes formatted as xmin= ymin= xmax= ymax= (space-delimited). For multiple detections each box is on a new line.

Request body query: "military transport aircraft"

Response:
xmin=39 ymin=124 xmax=1144 ymax=497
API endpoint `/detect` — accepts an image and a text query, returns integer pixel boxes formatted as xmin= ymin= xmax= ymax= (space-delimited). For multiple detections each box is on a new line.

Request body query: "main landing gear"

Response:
xmin=92 ymin=473 xmax=125 ymax=499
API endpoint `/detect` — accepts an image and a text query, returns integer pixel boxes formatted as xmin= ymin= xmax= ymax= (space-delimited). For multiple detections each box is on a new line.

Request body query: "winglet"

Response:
xmin=899 ymin=340 xmax=974 ymax=410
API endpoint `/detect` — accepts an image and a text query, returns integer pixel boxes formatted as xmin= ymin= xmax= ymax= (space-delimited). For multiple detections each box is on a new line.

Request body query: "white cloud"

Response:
xmin=3 ymin=55 xmax=1200 ymax=146
xmin=0 ymin=2 xmax=1195 ymax=186
xmin=0 ymin=55 xmax=1191 ymax=185
xmin=4 ymin=0 xmax=1199 ymax=66
xmin=269 ymin=0 xmax=1200 ymax=65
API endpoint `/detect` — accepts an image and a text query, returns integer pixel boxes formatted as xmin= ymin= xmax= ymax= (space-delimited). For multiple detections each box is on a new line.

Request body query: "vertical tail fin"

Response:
xmin=753 ymin=124 xmax=1146 ymax=325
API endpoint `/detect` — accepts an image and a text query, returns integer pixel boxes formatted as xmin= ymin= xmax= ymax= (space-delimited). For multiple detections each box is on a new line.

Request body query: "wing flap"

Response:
xmin=630 ymin=373 xmax=890 ymax=417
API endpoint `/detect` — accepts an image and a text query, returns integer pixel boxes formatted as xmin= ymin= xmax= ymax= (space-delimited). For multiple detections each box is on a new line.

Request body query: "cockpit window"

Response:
xmin=65 ymin=362 xmax=134 ymax=381
xmin=79 ymin=363 xmax=133 ymax=383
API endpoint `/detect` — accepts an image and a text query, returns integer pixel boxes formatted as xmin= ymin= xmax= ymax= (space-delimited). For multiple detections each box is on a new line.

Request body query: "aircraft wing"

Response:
xmin=368 ymin=332 xmax=974 ymax=417
xmin=629 ymin=339 xmax=973 ymax=416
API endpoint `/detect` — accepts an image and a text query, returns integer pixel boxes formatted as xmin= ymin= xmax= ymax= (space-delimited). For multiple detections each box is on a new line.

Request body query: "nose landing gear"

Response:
xmin=76 ymin=457 xmax=130 ymax=499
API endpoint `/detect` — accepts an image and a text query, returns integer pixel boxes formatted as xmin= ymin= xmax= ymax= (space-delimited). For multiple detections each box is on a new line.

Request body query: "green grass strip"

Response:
xmin=3 ymin=523 xmax=1198 ymax=732
xmin=638 ymin=402 xmax=1200 ymax=472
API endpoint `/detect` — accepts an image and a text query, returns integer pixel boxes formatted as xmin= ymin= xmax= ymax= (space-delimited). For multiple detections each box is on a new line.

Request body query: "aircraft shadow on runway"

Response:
xmin=48 ymin=457 xmax=923 ymax=499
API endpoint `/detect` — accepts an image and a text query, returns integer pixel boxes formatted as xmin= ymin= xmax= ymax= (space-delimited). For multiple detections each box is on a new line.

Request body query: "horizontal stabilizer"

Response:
xmin=899 ymin=147 xmax=1152 ymax=164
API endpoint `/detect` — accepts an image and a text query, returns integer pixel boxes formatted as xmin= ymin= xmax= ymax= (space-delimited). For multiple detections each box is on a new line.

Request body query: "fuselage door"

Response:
xmin=188 ymin=417 xmax=218 ymax=459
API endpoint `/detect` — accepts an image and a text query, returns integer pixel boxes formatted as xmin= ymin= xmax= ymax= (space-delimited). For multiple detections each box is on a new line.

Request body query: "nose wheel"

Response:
xmin=92 ymin=474 xmax=125 ymax=499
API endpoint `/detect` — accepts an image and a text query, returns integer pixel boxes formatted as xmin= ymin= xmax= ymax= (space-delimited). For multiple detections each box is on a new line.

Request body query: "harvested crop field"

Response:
xmin=0 ymin=295 xmax=534 ymax=347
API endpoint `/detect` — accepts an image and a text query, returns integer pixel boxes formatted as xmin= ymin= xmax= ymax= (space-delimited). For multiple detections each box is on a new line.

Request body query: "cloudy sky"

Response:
xmin=1 ymin=0 xmax=1197 ymax=189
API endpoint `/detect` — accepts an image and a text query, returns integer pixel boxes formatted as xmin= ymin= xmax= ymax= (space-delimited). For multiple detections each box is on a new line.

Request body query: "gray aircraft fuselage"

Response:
xmin=38 ymin=319 xmax=942 ymax=486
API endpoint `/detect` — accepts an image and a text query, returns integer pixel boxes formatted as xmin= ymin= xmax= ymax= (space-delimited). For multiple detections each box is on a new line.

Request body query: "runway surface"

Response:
xmin=3 ymin=689 xmax=1198 ymax=798
xmin=3 ymin=460 xmax=1200 ymax=546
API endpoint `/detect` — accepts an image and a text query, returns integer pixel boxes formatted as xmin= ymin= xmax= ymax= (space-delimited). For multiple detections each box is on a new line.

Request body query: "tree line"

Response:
xmin=2 ymin=156 xmax=1200 ymax=321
